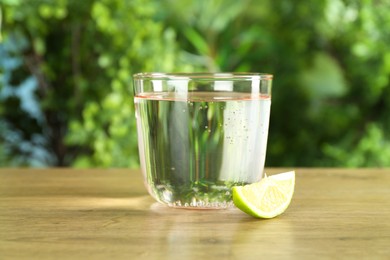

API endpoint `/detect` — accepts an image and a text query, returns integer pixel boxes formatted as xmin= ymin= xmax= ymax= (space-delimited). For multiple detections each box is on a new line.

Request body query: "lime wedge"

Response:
xmin=232 ymin=171 xmax=295 ymax=218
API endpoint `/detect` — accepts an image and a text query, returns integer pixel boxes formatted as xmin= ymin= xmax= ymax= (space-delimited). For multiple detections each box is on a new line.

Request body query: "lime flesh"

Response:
xmin=232 ymin=171 xmax=295 ymax=218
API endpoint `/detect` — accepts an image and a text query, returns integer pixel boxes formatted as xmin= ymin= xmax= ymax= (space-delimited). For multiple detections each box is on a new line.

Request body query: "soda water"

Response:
xmin=135 ymin=91 xmax=271 ymax=208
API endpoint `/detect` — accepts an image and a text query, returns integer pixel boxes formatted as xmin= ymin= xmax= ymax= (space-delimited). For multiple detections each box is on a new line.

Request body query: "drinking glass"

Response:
xmin=133 ymin=73 xmax=272 ymax=209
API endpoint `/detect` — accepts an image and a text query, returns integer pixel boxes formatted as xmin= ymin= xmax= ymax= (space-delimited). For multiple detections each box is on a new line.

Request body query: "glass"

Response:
xmin=133 ymin=73 xmax=272 ymax=209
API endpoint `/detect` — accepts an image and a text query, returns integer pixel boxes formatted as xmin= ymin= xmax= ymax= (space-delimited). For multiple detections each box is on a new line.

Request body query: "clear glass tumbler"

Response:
xmin=133 ymin=73 xmax=272 ymax=209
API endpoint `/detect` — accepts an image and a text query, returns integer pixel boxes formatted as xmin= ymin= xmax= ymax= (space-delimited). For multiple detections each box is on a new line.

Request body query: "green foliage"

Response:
xmin=1 ymin=0 xmax=390 ymax=167
xmin=66 ymin=0 xmax=198 ymax=167
xmin=323 ymin=124 xmax=390 ymax=167
xmin=2 ymin=0 xmax=110 ymax=165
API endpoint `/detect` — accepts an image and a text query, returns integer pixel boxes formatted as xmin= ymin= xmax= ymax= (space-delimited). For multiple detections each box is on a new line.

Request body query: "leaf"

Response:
xmin=183 ymin=27 xmax=209 ymax=55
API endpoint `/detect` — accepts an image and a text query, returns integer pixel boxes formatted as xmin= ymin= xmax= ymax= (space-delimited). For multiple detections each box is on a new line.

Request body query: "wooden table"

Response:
xmin=0 ymin=168 xmax=389 ymax=259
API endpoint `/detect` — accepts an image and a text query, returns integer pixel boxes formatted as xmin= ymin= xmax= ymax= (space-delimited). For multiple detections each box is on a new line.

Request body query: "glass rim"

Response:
xmin=133 ymin=72 xmax=273 ymax=80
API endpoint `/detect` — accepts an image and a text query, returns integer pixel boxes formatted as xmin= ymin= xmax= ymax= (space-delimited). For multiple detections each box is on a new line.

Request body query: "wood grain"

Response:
xmin=0 ymin=168 xmax=389 ymax=259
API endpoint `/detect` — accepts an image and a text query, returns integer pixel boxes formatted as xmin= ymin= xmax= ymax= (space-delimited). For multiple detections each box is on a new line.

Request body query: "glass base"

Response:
xmin=147 ymin=182 xmax=237 ymax=209
xmin=166 ymin=199 xmax=234 ymax=209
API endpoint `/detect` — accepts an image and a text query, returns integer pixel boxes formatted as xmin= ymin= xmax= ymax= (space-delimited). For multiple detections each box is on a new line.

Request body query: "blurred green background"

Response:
xmin=1 ymin=0 xmax=390 ymax=168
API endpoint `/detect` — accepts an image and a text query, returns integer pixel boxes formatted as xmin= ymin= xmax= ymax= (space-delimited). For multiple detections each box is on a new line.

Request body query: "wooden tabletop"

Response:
xmin=0 ymin=168 xmax=389 ymax=259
